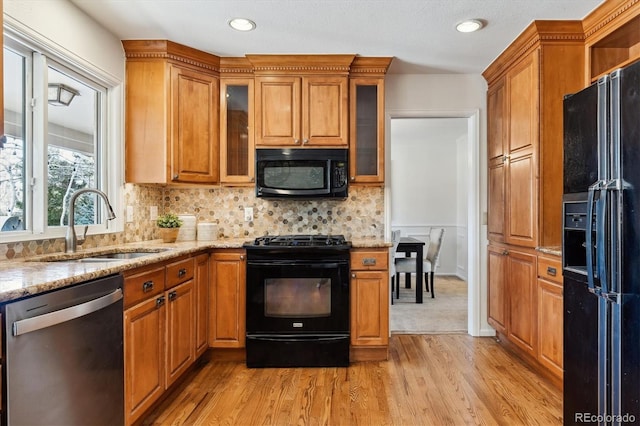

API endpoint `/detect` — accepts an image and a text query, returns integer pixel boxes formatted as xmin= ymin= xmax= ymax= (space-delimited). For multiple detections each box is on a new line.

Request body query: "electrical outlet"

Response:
xmin=126 ymin=205 xmax=134 ymax=223
xmin=244 ymin=207 xmax=253 ymax=222
xmin=150 ymin=206 xmax=158 ymax=220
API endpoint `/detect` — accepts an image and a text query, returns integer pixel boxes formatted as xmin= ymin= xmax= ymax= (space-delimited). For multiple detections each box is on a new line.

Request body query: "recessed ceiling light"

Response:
xmin=229 ymin=18 xmax=256 ymax=32
xmin=456 ymin=19 xmax=484 ymax=33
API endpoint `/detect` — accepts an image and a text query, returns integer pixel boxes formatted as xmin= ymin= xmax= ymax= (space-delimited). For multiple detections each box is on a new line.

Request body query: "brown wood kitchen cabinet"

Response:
xmin=123 ymin=264 xmax=166 ymax=425
xmin=123 ymin=254 xmax=198 ymax=426
xmin=583 ymin=0 xmax=640 ymax=84
xmin=487 ymin=244 xmax=508 ymax=335
xmin=487 ymin=80 xmax=506 ymax=243
xmin=483 ymin=21 xmax=584 ymax=382
xmin=219 ymin=58 xmax=255 ymax=185
xmin=220 ymin=76 xmax=254 ymax=185
xmin=348 ymin=57 xmax=393 ymax=185
xmin=164 ymin=257 xmax=196 ymax=387
xmin=209 ymin=250 xmax=246 ymax=348
xmin=194 ymin=253 xmax=210 ymax=357
xmin=248 ymin=54 xmax=354 ymax=147
xmin=484 ymin=21 xmax=585 ymax=249
xmin=123 ymin=40 xmax=220 ymax=184
xmin=487 ymin=244 xmax=538 ymax=359
xmin=350 ymin=248 xmax=389 ymax=361
xmin=537 ymin=254 xmax=563 ymax=379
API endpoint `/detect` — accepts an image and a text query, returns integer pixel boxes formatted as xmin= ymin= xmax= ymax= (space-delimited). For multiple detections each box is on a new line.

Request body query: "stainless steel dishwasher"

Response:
xmin=4 ymin=274 xmax=124 ymax=425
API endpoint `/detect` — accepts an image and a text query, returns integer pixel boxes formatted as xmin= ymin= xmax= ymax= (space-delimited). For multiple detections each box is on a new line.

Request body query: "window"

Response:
xmin=1 ymin=29 xmax=122 ymax=241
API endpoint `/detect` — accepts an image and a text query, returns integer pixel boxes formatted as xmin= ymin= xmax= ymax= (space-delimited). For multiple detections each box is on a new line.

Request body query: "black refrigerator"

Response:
xmin=563 ymin=59 xmax=640 ymax=425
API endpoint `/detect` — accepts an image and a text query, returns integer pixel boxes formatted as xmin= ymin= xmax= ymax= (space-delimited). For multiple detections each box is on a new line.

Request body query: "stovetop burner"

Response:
xmin=246 ymin=234 xmax=350 ymax=248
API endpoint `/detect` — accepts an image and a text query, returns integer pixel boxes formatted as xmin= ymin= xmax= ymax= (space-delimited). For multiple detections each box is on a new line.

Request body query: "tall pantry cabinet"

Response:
xmin=483 ymin=21 xmax=585 ymax=380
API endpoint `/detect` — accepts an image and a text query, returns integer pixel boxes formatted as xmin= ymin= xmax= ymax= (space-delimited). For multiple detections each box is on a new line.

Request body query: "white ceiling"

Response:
xmin=69 ymin=0 xmax=604 ymax=75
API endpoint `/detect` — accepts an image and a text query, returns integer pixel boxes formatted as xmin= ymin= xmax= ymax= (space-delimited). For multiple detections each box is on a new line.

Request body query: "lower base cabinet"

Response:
xmin=350 ymin=249 xmax=389 ymax=356
xmin=123 ymin=254 xmax=201 ymax=426
xmin=536 ymin=255 xmax=563 ymax=379
xmin=488 ymin=244 xmax=563 ymax=382
xmin=209 ymin=250 xmax=246 ymax=348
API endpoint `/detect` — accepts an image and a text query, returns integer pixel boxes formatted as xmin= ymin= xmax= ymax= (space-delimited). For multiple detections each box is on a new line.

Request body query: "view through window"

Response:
xmin=1 ymin=43 xmax=108 ymax=236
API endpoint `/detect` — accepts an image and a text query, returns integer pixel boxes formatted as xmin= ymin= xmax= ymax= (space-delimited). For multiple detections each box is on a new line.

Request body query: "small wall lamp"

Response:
xmin=48 ymin=83 xmax=80 ymax=106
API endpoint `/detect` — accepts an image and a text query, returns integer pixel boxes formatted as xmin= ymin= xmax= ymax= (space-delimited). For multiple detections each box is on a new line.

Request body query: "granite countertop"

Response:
xmin=0 ymin=237 xmax=389 ymax=304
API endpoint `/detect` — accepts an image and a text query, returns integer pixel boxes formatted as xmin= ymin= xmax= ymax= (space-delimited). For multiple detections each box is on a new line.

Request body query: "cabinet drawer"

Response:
xmin=538 ymin=256 xmax=562 ymax=284
xmin=166 ymin=257 xmax=195 ymax=288
xmin=350 ymin=250 xmax=388 ymax=271
xmin=124 ymin=266 xmax=166 ymax=307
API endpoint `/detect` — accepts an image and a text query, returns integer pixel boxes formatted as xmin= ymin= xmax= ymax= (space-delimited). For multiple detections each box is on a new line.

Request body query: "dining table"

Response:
xmin=396 ymin=236 xmax=427 ymax=303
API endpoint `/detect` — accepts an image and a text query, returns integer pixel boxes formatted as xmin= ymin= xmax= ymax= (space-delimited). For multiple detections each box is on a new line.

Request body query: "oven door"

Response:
xmin=246 ymin=258 xmax=349 ymax=334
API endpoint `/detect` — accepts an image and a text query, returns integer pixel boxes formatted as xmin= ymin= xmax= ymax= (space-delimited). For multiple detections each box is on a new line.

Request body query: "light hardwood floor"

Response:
xmin=142 ymin=335 xmax=562 ymax=425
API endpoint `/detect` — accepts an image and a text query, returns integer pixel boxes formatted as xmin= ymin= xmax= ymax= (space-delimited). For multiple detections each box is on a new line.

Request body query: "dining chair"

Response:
xmin=394 ymin=228 xmax=445 ymax=298
xmin=389 ymin=230 xmax=401 ymax=305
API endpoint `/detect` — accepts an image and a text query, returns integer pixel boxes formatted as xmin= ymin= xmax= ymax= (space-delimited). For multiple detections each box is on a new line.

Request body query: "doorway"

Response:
xmin=385 ymin=110 xmax=482 ymax=336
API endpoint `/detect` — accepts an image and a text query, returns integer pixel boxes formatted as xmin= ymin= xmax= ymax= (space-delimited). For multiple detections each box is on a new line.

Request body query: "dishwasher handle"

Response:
xmin=13 ymin=288 xmax=123 ymax=337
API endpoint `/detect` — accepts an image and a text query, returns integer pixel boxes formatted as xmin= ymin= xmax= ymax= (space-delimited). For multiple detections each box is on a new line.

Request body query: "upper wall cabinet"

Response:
xmin=349 ymin=57 xmax=393 ymax=185
xmin=483 ymin=21 xmax=585 ymax=249
xmin=123 ymin=40 xmax=220 ymax=184
xmin=247 ymin=55 xmax=354 ymax=147
xmin=583 ymin=0 xmax=640 ymax=83
xmin=219 ymin=58 xmax=255 ymax=186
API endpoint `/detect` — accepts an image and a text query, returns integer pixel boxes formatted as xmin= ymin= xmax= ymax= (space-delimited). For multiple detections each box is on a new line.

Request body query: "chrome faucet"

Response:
xmin=65 ymin=188 xmax=116 ymax=253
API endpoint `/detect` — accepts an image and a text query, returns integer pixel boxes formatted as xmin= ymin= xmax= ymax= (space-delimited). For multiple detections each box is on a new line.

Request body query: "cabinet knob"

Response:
xmin=351 ymin=273 xmax=356 ymax=278
xmin=142 ymin=280 xmax=154 ymax=292
xmin=240 ymin=255 xmax=245 ymax=260
xmin=156 ymin=296 xmax=165 ymax=307
xmin=168 ymin=290 xmax=177 ymax=301
xmin=173 ymin=174 xmax=179 ymax=180
xmin=294 ymin=139 xmax=301 ymax=145
xmin=350 ymin=176 xmax=355 ymax=181
xmin=502 ymin=250 xmax=509 ymax=256
xmin=302 ymin=139 xmax=309 ymax=145
xmin=178 ymin=268 xmax=187 ymax=278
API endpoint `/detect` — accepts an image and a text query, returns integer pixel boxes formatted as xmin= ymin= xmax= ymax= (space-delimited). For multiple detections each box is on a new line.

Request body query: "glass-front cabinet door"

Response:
xmin=220 ymin=78 xmax=254 ymax=185
xmin=349 ymin=77 xmax=385 ymax=184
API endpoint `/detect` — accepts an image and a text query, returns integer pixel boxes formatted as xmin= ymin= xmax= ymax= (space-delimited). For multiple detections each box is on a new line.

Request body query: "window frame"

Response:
xmin=1 ymin=24 xmax=123 ymax=243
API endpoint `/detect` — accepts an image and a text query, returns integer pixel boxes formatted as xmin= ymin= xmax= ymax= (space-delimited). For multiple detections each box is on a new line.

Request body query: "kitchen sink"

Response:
xmin=30 ymin=248 xmax=171 ymax=263
xmin=85 ymin=252 xmax=159 ymax=260
xmin=69 ymin=252 xmax=160 ymax=262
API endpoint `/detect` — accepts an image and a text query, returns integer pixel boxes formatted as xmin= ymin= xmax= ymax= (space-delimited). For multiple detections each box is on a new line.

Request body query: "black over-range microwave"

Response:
xmin=255 ymin=148 xmax=348 ymax=199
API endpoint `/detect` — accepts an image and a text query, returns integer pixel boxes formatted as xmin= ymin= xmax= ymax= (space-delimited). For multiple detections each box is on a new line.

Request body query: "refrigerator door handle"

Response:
xmin=596 ymin=185 xmax=609 ymax=295
xmin=586 ymin=182 xmax=601 ymax=293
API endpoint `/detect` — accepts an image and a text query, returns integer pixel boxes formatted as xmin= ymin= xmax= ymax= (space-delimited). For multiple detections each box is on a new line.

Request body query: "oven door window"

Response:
xmin=265 ymin=278 xmax=331 ymax=317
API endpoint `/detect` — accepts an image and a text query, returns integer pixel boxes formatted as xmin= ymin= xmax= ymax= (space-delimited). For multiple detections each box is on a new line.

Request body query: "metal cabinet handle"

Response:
xmin=168 ymin=290 xmax=177 ymax=301
xmin=173 ymin=174 xmax=179 ymax=180
xmin=502 ymin=250 xmax=509 ymax=256
xmin=547 ymin=266 xmax=557 ymax=276
xmin=178 ymin=268 xmax=187 ymax=278
xmin=351 ymin=273 xmax=356 ymax=278
xmin=156 ymin=296 xmax=165 ymax=307
xmin=142 ymin=280 xmax=154 ymax=292
xmin=240 ymin=255 xmax=245 ymax=260
xmin=362 ymin=258 xmax=377 ymax=266
xmin=350 ymin=176 xmax=355 ymax=181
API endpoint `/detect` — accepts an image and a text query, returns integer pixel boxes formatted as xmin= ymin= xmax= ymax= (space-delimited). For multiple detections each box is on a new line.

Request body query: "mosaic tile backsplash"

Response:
xmin=0 ymin=184 xmax=383 ymax=260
